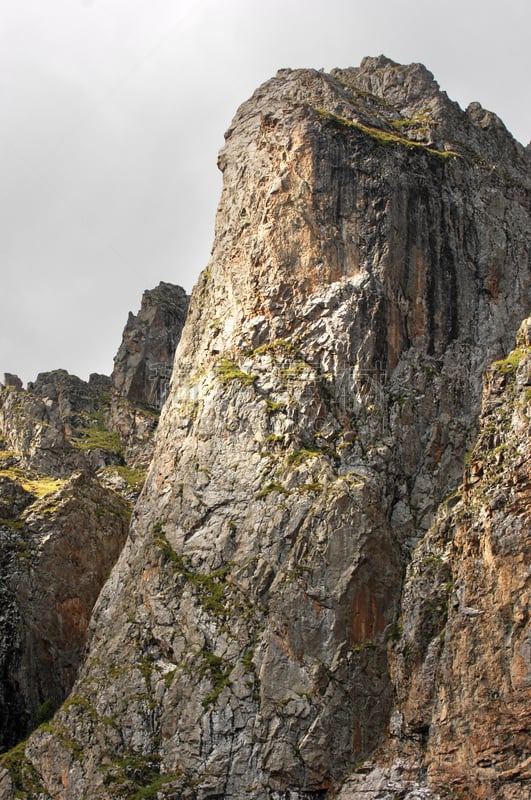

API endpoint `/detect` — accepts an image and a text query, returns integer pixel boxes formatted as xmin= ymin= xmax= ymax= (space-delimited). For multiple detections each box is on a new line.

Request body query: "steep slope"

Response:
xmin=338 ymin=317 xmax=530 ymax=798
xmin=423 ymin=321 xmax=530 ymax=796
xmin=112 ymin=282 xmax=189 ymax=408
xmin=0 ymin=283 xmax=188 ymax=752
xmin=109 ymin=282 xmax=190 ymax=469
xmin=0 ymin=472 xmax=130 ymax=751
xmin=0 ymin=371 xmax=131 ymax=752
xmin=1 ymin=57 xmax=529 ymax=799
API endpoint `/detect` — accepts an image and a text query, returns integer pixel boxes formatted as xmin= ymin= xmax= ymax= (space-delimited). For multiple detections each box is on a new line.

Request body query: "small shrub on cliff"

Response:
xmin=36 ymin=698 xmax=56 ymax=725
xmin=215 ymin=358 xmax=257 ymax=388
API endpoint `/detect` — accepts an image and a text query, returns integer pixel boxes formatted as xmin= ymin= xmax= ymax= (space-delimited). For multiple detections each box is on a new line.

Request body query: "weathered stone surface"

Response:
xmin=377 ymin=318 xmax=531 ymax=799
xmin=0 ymin=57 xmax=529 ymax=799
xmin=109 ymin=282 xmax=189 ymax=468
xmin=0 ymin=286 xmax=184 ymax=753
xmin=0 ymin=370 xmax=118 ymax=478
xmin=106 ymin=393 xmax=160 ymax=470
xmin=111 ymin=281 xmax=189 ymax=407
xmin=0 ymin=472 xmax=130 ymax=751
xmin=0 ymin=374 xmax=133 ymax=753
xmin=1 ymin=376 xmax=22 ymax=392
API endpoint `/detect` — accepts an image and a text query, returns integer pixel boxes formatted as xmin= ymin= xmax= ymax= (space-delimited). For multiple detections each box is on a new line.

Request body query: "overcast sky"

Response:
xmin=1 ymin=0 xmax=529 ymax=386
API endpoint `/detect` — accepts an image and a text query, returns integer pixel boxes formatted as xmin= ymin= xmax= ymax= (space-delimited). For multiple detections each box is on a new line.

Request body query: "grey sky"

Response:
xmin=1 ymin=0 xmax=529 ymax=386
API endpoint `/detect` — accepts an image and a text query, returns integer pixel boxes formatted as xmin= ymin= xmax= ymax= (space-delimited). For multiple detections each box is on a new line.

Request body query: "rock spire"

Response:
xmin=0 ymin=58 xmax=529 ymax=800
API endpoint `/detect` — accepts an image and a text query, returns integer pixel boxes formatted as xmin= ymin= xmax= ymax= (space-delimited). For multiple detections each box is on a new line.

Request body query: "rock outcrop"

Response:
xmin=109 ymin=282 xmax=189 ymax=468
xmin=423 ymin=324 xmax=530 ymax=796
xmin=0 ymin=370 xmax=113 ymax=478
xmin=0 ymin=371 xmax=131 ymax=753
xmin=0 ymin=471 xmax=130 ymax=751
xmin=111 ymin=282 xmax=189 ymax=408
xmin=0 ymin=283 xmax=188 ymax=751
xmin=0 ymin=57 xmax=529 ymax=799
xmin=338 ymin=317 xmax=531 ymax=799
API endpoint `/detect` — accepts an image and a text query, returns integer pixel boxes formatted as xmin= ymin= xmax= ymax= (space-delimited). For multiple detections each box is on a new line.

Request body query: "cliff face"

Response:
xmin=339 ymin=317 xmax=530 ymax=799
xmin=111 ymin=282 xmax=189 ymax=408
xmin=0 ymin=472 xmax=130 ymax=750
xmin=422 ymin=319 xmax=530 ymax=796
xmin=0 ymin=57 xmax=529 ymax=799
xmin=0 ymin=283 xmax=188 ymax=752
xmin=109 ymin=282 xmax=189 ymax=469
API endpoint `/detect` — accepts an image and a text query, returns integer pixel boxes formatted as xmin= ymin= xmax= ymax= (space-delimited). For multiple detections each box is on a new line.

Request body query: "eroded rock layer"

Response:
xmin=1 ymin=56 xmax=529 ymax=799
xmin=0 ymin=472 xmax=130 ymax=751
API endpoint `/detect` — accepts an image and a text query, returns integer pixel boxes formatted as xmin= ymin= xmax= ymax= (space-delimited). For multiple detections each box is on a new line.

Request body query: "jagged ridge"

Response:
xmin=0 ymin=283 xmax=188 ymax=752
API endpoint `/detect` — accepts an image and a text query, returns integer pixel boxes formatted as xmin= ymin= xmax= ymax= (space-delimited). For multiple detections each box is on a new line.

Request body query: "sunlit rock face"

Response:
xmin=1 ymin=56 xmax=529 ymax=800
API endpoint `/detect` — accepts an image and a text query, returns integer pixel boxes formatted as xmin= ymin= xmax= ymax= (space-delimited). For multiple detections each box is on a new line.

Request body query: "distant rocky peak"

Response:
xmin=350 ymin=54 xmax=443 ymax=102
xmin=2 ymin=374 xmax=23 ymax=391
xmin=111 ymin=282 xmax=189 ymax=407
xmin=27 ymin=369 xmax=110 ymax=415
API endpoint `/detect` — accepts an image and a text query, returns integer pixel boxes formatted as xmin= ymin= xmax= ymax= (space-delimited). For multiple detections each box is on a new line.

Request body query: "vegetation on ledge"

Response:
xmin=0 ymin=464 xmax=66 ymax=499
xmin=314 ymin=107 xmax=459 ymax=159
xmin=215 ymin=358 xmax=257 ymax=388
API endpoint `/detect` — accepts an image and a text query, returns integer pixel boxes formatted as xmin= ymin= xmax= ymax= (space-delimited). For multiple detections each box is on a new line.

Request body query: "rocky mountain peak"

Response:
xmin=111 ymin=281 xmax=189 ymax=407
xmin=0 ymin=59 xmax=529 ymax=800
xmin=339 ymin=54 xmax=444 ymax=107
xmin=190 ymin=57 xmax=528 ymax=386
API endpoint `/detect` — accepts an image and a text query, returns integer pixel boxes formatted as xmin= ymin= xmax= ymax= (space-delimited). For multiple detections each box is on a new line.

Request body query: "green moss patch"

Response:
xmin=0 ymin=449 xmax=21 ymax=465
xmin=72 ymin=425 xmax=122 ymax=453
xmin=100 ymin=465 xmax=147 ymax=492
xmin=153 ymin=524 xmax=232 ymax=616
xmin=286 ymin=448 xmax=322 ymax=466
xmin=314 ymin=108 xmax=458 ymax=159
xmin=492 ymin=347 xmax=526 ymax=374
xmin=99 ymin=752 xmax=164 ymax=796
xmin=244 ymin=339 xmax=303 ymax=360
xmin=0 ymin=466 xmax=66 ymax=499
xmin=256 ymin=482 xmax=289 ymax=499
xmin=198 ymin=649 xmax=232 ymax=708
xmin=0 ymin=738 xmax=50 ymax=798
xmin=263 ymin=397 xmax=287 ymax=414
xmin=215 ymin=359 xmax=257 ymax=388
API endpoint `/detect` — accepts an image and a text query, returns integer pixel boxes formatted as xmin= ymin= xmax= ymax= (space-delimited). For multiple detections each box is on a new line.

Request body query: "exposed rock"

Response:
xmin=2 ymin=376 xmax=22 ymax=392
xmin=0 ymin=282 xmax=189 ymax=480
xmin=0 ymin=475 xmax=32 ymax=520
xmin=0 ymin=285 xmax=188 ymax=753
xmin=0 ymin=472 xmax=130 ymax=751
xmin=0 ymin=57 xmax=529 ymax=799
xmin=0 ymin=372 xmax=134 ymax=751
xmin=377 ymin=318 xmax=531 ymax=798
xmin=108 ymin=282 xmax=189 ymax=468
xmin=106 ymin=393 xmax=160 ymax=470
xmin=111 ymin=281 xmax=189 ymax=407
xmin=0 ymin=369 xmax=119 ymax=478
xmin=88 ymin=372 xmax=114 ymax=395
